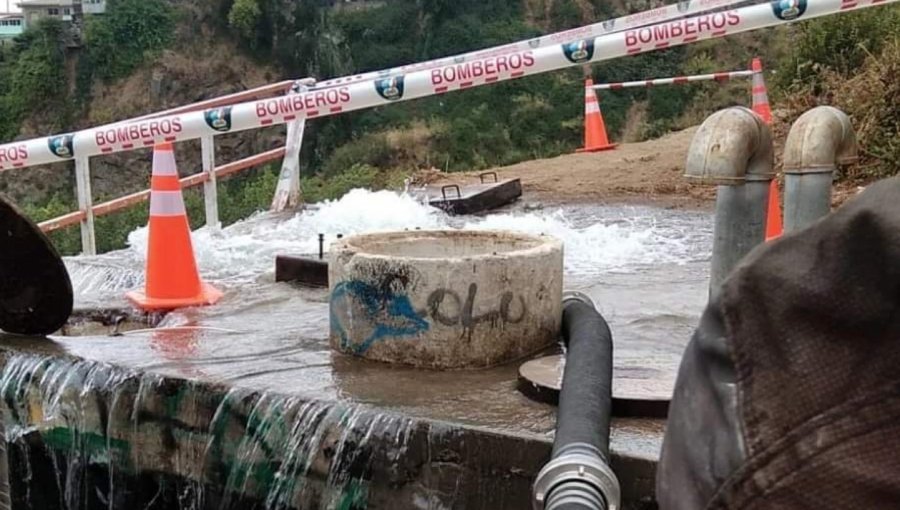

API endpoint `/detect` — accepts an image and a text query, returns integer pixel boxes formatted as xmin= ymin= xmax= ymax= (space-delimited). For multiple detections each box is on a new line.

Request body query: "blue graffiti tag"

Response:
xmin=330 ymin=280 xmax=430 ymax=354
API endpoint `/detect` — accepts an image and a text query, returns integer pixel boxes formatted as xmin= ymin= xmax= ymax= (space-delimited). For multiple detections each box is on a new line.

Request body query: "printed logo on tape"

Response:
xmin=562 ymin=39 xmax=595 ymax=64
xmin=528 ymin=38 xmax=541 ymax=48
xmin=48 ymin=134 xmax=74 ymax=159
xmin=771 ymin=0 xmax=806 ymax=20
xmin=204 ymin=107 xmax=233 ymax=132
xmin=375 ymin=76 xmax=405 ymax=101
xmin=454 ymin=56 xmax=466 ymax=64
xmin=677 ymin=0 xmax=692 ymax=12
xmin=602 ymin=20 xmax=616 ymax=32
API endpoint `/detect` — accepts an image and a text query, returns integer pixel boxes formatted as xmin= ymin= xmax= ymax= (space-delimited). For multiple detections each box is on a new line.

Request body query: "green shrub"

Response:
xmin=301 ymin=164 xmax=380 ymax=203
xmin=0 ymin=19 xmax=69 ymax=137
xmin=83 ymin=0 xmax=175 ymax=82
xmin=20 ymin=193 xmax=82 ymax=256
xmin=228 ymin=0 xmax=262 ymax=42
xmin=778 ymin=38 xmax=899 ymax=183
xmin=777 ymin=6 xmax=900 ymax=90
xmin=322 ymin=134 xmax=393 ymax=177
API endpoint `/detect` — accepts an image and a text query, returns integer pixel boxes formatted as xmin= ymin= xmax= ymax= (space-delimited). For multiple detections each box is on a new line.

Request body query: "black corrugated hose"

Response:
xmin=533 ymin=293 xmax=620 ymax=510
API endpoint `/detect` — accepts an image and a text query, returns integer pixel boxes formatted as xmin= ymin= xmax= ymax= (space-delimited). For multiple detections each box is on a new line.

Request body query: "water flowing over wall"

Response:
xmin=0 ymin=352 xmax=546 ymax=509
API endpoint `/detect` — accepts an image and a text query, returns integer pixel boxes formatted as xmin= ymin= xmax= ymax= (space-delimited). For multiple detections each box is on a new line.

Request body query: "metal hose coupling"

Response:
xmin=561 ymin=290 xmax=595 ymax=308
xmin=533 ymin=443 xmax=621 ymax=510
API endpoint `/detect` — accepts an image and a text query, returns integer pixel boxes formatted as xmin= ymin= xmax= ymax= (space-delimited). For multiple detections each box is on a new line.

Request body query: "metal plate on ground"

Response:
xmin=275 ymin=255 xmax=329 ymax=288
xmin=518 ymin=354 xmax=672 ymax=418
xmin=0 ymin=194 xmax=73 ymax=335
xmin=409 ymin=177 xmax=523 ymax=215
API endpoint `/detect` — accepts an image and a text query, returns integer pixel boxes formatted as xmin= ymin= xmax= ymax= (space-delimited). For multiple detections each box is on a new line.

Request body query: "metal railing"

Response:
xmin=38 ymin=147 xmax=287 ymax=234
xmin=34 ymin=80 xmax=304 ymax=255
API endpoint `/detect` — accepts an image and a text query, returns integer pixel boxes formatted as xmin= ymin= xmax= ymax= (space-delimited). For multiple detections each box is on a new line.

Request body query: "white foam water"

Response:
xmin=66 ymin=188 xmax=712 ymax=299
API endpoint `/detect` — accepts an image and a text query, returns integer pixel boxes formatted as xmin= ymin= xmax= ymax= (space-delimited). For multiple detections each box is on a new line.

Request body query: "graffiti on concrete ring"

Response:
xmin=330 ymin=280 xmax=430 ymax=355
xmin=426 ymin=283 xmax=526 ymax=331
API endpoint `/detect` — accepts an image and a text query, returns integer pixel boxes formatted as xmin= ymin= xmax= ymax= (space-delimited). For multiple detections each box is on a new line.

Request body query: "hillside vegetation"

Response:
xmin=0 ymin=0 xmax=897 ymax=254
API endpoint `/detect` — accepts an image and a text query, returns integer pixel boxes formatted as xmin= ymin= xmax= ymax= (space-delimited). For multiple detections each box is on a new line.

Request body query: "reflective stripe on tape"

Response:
xmin=149 ymin=190 xmax=187 ymax=217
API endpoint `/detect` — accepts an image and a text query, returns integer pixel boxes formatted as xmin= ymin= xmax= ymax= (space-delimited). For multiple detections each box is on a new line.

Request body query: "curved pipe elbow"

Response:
xmin=783 ymin=106 xmax=858 ymax=175
xmin=685 ymin=107 xmax=775 ymax=186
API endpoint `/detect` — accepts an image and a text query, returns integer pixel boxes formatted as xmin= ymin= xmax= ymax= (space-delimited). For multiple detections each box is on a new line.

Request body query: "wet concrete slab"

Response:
xmin=2 ymin=200 xmax=713 ymax=508
xmin=0 ymin=349 xmax=552 ymax=510
xmin=0 ymin=272 xmax=685 ymax=508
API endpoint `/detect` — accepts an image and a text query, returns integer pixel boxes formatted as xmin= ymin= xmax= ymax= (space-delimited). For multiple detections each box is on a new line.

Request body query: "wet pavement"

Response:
xmin=5 ymin=192 xmax=713 ymax=467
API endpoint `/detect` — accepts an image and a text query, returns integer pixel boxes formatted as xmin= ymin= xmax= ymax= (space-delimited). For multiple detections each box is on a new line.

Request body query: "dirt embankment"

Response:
xmin=421 ymin=127 xmax=715 ymax=209
xmin=420 ymin=124 xmax=866 ymax=210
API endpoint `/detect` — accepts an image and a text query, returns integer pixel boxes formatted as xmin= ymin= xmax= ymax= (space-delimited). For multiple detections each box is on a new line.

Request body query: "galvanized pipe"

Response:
xmin=711 ymin=182 xmax=770 ymax=290
xmin=685 ymin=107 xmax=774 ymax=294
xmin=782 ymin=106 xmax=858 ymax=232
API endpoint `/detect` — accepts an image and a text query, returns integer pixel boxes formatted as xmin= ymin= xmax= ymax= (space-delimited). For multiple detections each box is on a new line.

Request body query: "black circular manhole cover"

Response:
xmin=0 ymin=194 xmax=73 ymax=335
xmin=518 ymin=354 xmax=672 ymax=418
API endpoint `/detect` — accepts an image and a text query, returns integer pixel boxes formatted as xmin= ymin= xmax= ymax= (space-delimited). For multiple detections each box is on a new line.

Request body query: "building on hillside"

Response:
xmin=18 ymin=0 xmax=73 ymax=28
xmin=0 ymin=12 xmax=24 ymax=43
xmin=82 ymin=0 xmax=103 ymax=15
xmin=17 ymin=0 xmax=104 ymax=30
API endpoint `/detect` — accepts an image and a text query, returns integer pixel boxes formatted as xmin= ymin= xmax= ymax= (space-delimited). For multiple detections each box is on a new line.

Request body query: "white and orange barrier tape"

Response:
xmin=0 ymin=0 xmax=895 ymax=172
xmin=592 ymin=69 xmax=755 ymax=90
xmin=312 ymin=0 xmax=751 ymax=90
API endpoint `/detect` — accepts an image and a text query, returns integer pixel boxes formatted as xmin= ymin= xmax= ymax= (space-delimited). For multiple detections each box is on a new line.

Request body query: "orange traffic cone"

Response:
xmin=577 ymin=79 xmax=617 ymax=153
xmin=751 ymin=58 xmax=773 ymax=124
xmin=126 ymin=143 xmax=222 ymax=311
xmin=751 ymin=58 xmax=782 ymax=241
xmin=765 ymin=179 xmax=783 ymax=242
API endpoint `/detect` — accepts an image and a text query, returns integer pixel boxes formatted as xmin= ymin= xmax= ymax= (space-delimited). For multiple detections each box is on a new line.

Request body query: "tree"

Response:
xmin=228 ymin=0 xmax=262 ymax=43
xmin=84 ymin=0 xmax=174 ymax=81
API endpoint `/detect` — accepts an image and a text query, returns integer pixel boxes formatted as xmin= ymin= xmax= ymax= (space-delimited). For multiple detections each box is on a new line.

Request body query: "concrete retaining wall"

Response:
xmin=0 ymin=351 xmax=546 ymax=509
xmin=0 ymin=348 xmax=658 ymax=509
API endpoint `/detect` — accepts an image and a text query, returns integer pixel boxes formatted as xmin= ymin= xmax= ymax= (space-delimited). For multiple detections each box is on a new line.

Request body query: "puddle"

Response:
xmin=56 ymin=309 xmax=160 ymax=337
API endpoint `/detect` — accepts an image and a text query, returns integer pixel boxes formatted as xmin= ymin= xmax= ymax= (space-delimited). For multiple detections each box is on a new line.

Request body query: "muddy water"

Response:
xmin=55 ymin=190 xmax=712 ymax=457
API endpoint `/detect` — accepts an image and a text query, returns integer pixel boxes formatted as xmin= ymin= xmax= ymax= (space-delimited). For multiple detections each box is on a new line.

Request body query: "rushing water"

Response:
xmin=2 ymin=189 xmax=715 ymax=508
xmin=66 ymin=189 xmax=712 ymax=306
xmin=0 ymin=353 xmax=428 ymax=510
xmin=58 ymin=189 xmax=713 ymax=434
